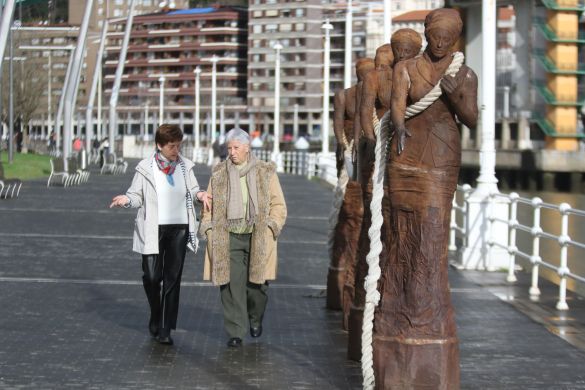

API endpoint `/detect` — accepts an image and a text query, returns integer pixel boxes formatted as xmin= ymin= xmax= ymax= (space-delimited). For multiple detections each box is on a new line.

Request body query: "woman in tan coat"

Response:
xmin=199 ymin=128 xmax=287 ymax=348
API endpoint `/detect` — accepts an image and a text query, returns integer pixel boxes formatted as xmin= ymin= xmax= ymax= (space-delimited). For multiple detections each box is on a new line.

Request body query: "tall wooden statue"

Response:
xmin=374 ymin=9 xmax=478 ymax=389
xmin=328 ymin=58 xmax=375 ymax=314
xmin=348 ymin=31 xmax=421 ymax=361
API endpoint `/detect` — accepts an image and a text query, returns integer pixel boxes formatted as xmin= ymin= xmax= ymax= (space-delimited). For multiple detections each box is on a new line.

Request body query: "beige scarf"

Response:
xmin=227 ymin=154 xmax=258 ymax=228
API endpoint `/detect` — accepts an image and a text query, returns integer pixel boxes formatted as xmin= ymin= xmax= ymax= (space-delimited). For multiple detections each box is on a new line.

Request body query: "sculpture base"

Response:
xmin=326 ymin=267 xmax=345 ymax=310
xmin=347 ymin=304 xmax=363 ymax=361
xmin=373 ymin=335 xmax=460 ymax=390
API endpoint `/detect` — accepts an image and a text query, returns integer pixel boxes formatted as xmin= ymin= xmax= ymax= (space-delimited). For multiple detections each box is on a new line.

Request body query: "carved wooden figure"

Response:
xmin=327 ymin=59 xmax=375 ymax=314
xmin=348 ymin=31 xmax=421 ymax=361
xmin=374 ymin=9 xmax=478 ymax=389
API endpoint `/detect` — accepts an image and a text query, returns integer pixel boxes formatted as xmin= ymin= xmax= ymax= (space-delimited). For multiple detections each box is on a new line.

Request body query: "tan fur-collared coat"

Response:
xmin=198 ymin=160 xmax=287 ymax=286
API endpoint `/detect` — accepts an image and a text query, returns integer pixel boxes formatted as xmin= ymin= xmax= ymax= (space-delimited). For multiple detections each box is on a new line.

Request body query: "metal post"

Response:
xmin=476 ymin=0 xmax=498 ymax=194
xmin=8 ymin=23 xmax=14 ymax=163
xmin=383 ymin=0 xmax=392 ymax=43
xmin=273 ymin=42 xmax=283 ymax=171
xmin=109 ymin=0 xmax=136 ymax=155
xmin=55 ymin=53 xmax=74 ymax=151
xmin=63 ymin=0 xmax=94 ymax=170
xmin=86 ymin=20 xmax=108 ymax=154
xmin=344 ymin=0 xmax=352 ymax=89
xmin=530 ymin=197 xmax=542 ymax=297
xmin=501 ymin=85 xmax=511 ymax=149
xmin=208 ymin=55 xmax=218 ymax=165
xmin=97 ymin=64 xmax=102 ymax=140
xmin=293 ymin=103 xmax=299 ymax=141
xmin=158 ymin=76 xmax=165 ymax=126
xmin=506 ymin=193 xmax=518 ymax=282
xmin=0 ymin=0 xmax=16 ymax=76
xmin=194 ymin=66 xmax=201 ymax=149
xmin=321 ymin=20 xmax=333 ymax=154
xmin=46 ymin=52 xmax=52 ymax=144
xmin=556 ymin=203 xmax=570 ymax=310
xmin=144 ymin=103 xmax=149 ymax=139
xmin=220 ymin=104 xmax=225 ymax=136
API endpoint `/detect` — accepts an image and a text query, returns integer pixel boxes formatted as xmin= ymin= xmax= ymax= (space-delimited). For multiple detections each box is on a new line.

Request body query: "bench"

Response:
xmin=47 ymin=158 xmax=69 ymax=187
xmin=0 ymin=162 xmax=22 ymax=199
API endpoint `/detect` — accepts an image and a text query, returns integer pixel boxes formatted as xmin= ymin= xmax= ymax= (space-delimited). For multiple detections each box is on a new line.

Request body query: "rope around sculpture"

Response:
xmin=360 ymin=51 xmax=465 ymax=390
xmin=327 ymin=141 xmax=353 ymax=264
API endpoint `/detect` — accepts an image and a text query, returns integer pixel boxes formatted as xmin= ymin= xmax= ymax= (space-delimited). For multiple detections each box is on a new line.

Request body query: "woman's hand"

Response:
xmin=395 ymin=125 xmax=411 ymax=155
xmin=197 ymin=191 xmax=212 ymax=211
xmin=110 ymin=195 xmax=130 ymax=208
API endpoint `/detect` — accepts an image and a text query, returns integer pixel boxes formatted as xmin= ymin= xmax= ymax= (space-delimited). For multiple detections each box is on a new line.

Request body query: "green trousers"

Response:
xmin=220 ymin=232 xmax=269 ymax=338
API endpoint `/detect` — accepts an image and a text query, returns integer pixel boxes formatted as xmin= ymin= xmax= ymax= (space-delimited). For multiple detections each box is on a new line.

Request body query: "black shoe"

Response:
xmin=148 ymin=317 xmax=159 ymax=338
xmin=227 ymin=337 xmax=242 ymax=348
xmin=157 ymin=328 xmax=173 ymax=345
xmin=250 ymin=325 xmax=262 ymax=338
xmin=157 ymin=335 xmax=174 ymax=345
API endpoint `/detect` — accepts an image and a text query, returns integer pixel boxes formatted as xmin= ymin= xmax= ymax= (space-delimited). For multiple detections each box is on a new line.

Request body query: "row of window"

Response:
xmin=252 ymin=22 xmax=306 ymax=34
xmin=252 ymin=8 xmax=305 ymax=18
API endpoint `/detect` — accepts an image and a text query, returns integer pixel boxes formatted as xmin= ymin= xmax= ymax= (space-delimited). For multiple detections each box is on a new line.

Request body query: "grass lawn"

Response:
xmin=1 ymin=152 xmax=51 ymax=180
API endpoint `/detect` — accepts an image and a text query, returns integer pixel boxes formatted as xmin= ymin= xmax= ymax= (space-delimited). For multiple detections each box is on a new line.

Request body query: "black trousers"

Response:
xmin=141 ymin=224 xmax=188 ymax=334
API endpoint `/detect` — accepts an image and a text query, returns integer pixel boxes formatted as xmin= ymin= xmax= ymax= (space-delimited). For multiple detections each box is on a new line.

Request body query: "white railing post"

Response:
xmin=462 ymin=184 xmax=472 ymax=248
xmin=529 ymin=197 xmax=543 ymax=297
xmin=506 ymin=193 xmax=519 ymax=282
xmin=556 ymin=203 xmax=571 ymax=310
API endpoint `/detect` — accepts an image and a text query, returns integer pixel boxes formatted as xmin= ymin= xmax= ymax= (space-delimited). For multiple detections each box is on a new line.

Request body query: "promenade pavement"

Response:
xmin=0 ymin=160 xmax=584 ymax=389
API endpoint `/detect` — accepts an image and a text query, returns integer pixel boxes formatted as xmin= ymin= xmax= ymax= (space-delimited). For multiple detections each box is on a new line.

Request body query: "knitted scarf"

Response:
xmin=154 ymin=150 xmax=178 ymax=185
xmin=227 ymin=154 xmax=258 ymax=229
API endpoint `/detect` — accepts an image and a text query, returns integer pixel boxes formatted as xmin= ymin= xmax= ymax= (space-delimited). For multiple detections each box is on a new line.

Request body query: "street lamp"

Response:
xmin=194 ymin=66 xmax=201 ymax=151
xmin=208 ymin=55 xmax=219 ymax=165
xmin=272 ymin=42 xmax=283 ymax=171
xmin=344 ymin=0 xmax=353 ymax=89
xmin=321 ymin=19 xmax=333 ymax=154
xmin=159 ymin=75 xmax=165 ymax=127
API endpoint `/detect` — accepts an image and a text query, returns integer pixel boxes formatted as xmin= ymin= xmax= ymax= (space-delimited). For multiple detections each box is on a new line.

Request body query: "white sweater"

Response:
xmin=153 ymin=159 xmax=188 ymax=225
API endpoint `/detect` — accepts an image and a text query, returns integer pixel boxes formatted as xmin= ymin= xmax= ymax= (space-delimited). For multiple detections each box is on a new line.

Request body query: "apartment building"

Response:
xmin=247 ymin=0 xmax=444 ymax=137
xmin=103 ymin=6 xmax=248 ymax=133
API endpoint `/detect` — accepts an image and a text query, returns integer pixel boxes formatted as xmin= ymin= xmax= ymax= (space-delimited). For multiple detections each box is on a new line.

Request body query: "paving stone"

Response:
xmin=0 ymin=161 xmax=584 ymax=389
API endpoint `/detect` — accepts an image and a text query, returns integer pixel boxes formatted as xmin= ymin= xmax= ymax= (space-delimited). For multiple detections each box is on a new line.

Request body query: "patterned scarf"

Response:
xmin=154 ymin=150 xmax=179 ymax=185
xmin=227 ymin=154 xmax=258 ymax=228
xmin=178 ymin=158 xmax=198 ymax=252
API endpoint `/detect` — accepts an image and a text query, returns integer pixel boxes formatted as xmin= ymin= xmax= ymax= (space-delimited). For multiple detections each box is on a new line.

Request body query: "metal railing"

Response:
xmin=252 ymin=149 xmax=323 ymax=178
xmin=450 ymin=185 xmax=585 ymax=310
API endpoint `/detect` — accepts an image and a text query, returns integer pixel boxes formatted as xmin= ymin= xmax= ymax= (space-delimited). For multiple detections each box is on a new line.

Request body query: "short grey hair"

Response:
xmin=225 ymin=127 xmax=250 ymax=145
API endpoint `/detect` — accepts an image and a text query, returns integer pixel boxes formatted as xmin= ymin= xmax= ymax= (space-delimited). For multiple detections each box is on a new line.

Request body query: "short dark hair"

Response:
xmin=155 ymin=124 xmax=183 ymax=146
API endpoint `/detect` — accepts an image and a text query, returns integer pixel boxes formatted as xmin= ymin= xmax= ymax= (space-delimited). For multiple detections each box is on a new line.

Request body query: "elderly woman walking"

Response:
xmin=110 ymin=124 xmax=211 ymax=346
xmin=199 ymin=128 xmax=287 ymax=348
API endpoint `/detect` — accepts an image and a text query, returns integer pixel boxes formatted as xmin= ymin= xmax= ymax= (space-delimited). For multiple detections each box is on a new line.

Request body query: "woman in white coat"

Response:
xmin=110 ymin=124 xmax=211 ymax=345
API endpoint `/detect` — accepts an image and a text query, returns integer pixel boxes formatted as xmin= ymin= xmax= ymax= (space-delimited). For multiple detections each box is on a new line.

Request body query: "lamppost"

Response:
xmin=143 ymin=102 xmax=149 ymax=139
xmin=272 ymin=42 xmax=283 ymax=171
xmin=194 ymin=66 xmax=201 ymax=152
xmin=208 ymin=55 xmax=219 ymax=165
xmin=158 ymin=75 xmax=165 ymax=127
xmin=344 ymin=0 xmax=352 ymax=89
xmin=321 ymin=19 xmax=333 ymax=154
xmin=384 ymin=0 xmax=392 ymax=43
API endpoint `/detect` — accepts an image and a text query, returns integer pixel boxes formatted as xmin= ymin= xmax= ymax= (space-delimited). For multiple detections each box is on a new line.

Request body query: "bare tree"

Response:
xmin=1 ymin=50 xmax=47 ymax=153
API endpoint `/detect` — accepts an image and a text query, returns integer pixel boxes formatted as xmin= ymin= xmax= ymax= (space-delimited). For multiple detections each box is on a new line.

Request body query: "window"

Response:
xmin=253 ymin=10 xmax=263 ymax=17
xmin=280 ymin=24 xmax=292 ymax=32
xmin=265 ymin=24 xmax=277 ymax=32
xmin=295 ymin=23 xmax=305 ymax=31
xmin=253 ymin=25 xmax=262 ymax=34
xmin=295 ymin=9 xmax=304 ymax=17
xmin=266 ymin=10 xmax=278 ymax=17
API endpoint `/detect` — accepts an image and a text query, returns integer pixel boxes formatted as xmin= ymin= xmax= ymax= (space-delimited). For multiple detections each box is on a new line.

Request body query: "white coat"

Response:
xmin=125 ymin=154 xmax=200 ymax=255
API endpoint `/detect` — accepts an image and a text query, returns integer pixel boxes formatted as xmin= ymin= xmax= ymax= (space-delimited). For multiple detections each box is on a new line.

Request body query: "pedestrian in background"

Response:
xmin=199 ymin=128 xmax=287 ymax=348
xmin=110 ymin=124 xmax=211 ymax=345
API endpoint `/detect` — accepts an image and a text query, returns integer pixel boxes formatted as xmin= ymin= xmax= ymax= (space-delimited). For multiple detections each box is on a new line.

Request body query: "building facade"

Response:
xmin=247 ymin=0 xmax=444 ymax=138
xmin=103 ymin=6 xmax=248 ymax=135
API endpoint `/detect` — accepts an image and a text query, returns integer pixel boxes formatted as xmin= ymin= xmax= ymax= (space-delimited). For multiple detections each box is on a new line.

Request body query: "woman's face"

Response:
xmin=158 ymin=141 xmax=181 ymax=161
xmin=426 ymin=29 xmax=456 ymax=59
